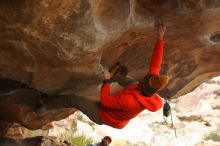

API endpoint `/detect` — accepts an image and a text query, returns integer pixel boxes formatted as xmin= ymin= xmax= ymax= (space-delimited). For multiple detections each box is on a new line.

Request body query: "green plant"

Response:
xmin=204 ymin=127 xmax=220 ymax=142
xmin=59 ymin=132 xmax=93 ymax=146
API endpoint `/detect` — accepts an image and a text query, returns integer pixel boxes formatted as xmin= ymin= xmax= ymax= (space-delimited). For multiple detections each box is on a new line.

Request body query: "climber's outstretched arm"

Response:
xmin=147 ymin=23 xmax=166 ymax=75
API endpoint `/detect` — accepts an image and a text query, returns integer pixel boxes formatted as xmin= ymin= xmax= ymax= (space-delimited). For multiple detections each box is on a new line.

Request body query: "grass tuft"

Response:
xmin=59 ymin=132 xmax=93 ymax=146
xmin=204 ymin=127 xmax=220 ymax=142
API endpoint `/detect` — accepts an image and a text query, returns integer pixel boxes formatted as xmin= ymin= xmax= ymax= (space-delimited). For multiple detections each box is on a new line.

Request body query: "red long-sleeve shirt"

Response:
xmin=98 ymin=40 xmax=164 ymax=129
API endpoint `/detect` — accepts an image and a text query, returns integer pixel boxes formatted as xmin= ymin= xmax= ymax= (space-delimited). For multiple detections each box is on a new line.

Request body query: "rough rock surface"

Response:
xmin=175 ymin=77 xmax=220 ymax=127
xmin=0 ymin=0 xmax=220 ymax=131
xmin=0 ymin=136 xmax=75 ymax=146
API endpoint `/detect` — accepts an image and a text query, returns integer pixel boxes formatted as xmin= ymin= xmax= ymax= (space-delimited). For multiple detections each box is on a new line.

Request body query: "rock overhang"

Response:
xmin=0 ymin=0 xmax=220 ymax=130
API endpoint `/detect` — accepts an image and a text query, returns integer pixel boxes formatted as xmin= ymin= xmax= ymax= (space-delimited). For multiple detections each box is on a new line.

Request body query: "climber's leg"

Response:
xmin=44 ymin=94 xmax=102 ymax=124
xmin=0 ymin=89 xmax=40 ymax=106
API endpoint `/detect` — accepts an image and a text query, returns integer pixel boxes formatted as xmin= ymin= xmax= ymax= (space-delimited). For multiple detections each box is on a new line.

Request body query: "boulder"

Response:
xmin=0 ymin=0 xmax=220 ymax=131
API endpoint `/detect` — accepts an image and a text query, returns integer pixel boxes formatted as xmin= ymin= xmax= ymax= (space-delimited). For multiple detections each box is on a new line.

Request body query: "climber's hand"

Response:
xmin=102 ymin=69 xmax=111 ymax=80
xmin=158 ymin=22 xmax=166 ymax=40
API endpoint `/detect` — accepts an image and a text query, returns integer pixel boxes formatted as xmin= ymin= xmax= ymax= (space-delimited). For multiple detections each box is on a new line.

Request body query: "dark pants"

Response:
xmin=45 ymin=75 xmax=137 ymax=124
xmin=45 ymin=94 xmax=102 ymax=124
xmin=0 ymin=75 xmax=134 ymax=124
xmin=0 ymin=89 xmax=40 ymax=107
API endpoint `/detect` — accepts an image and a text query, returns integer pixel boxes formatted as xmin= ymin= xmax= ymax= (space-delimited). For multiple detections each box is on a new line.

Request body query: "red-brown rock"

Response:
xmin=0 ymin=0 xmax=220 ymax=130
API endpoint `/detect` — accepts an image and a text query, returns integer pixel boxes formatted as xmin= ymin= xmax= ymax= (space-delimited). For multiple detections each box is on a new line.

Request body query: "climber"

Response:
xmin=40 ymin=22 xmax=169 ymax=129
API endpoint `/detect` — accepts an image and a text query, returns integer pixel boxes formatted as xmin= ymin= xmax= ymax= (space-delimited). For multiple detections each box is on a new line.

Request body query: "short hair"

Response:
xmin=103 ymin=136 xmax=112 ymax=143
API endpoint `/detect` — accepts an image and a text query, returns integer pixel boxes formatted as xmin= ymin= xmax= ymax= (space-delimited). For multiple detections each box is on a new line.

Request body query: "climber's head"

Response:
xmin=101 ymin=136 xmax=112 ymax=146
xmin=139 ymin=74 xmax=169 ymax=97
